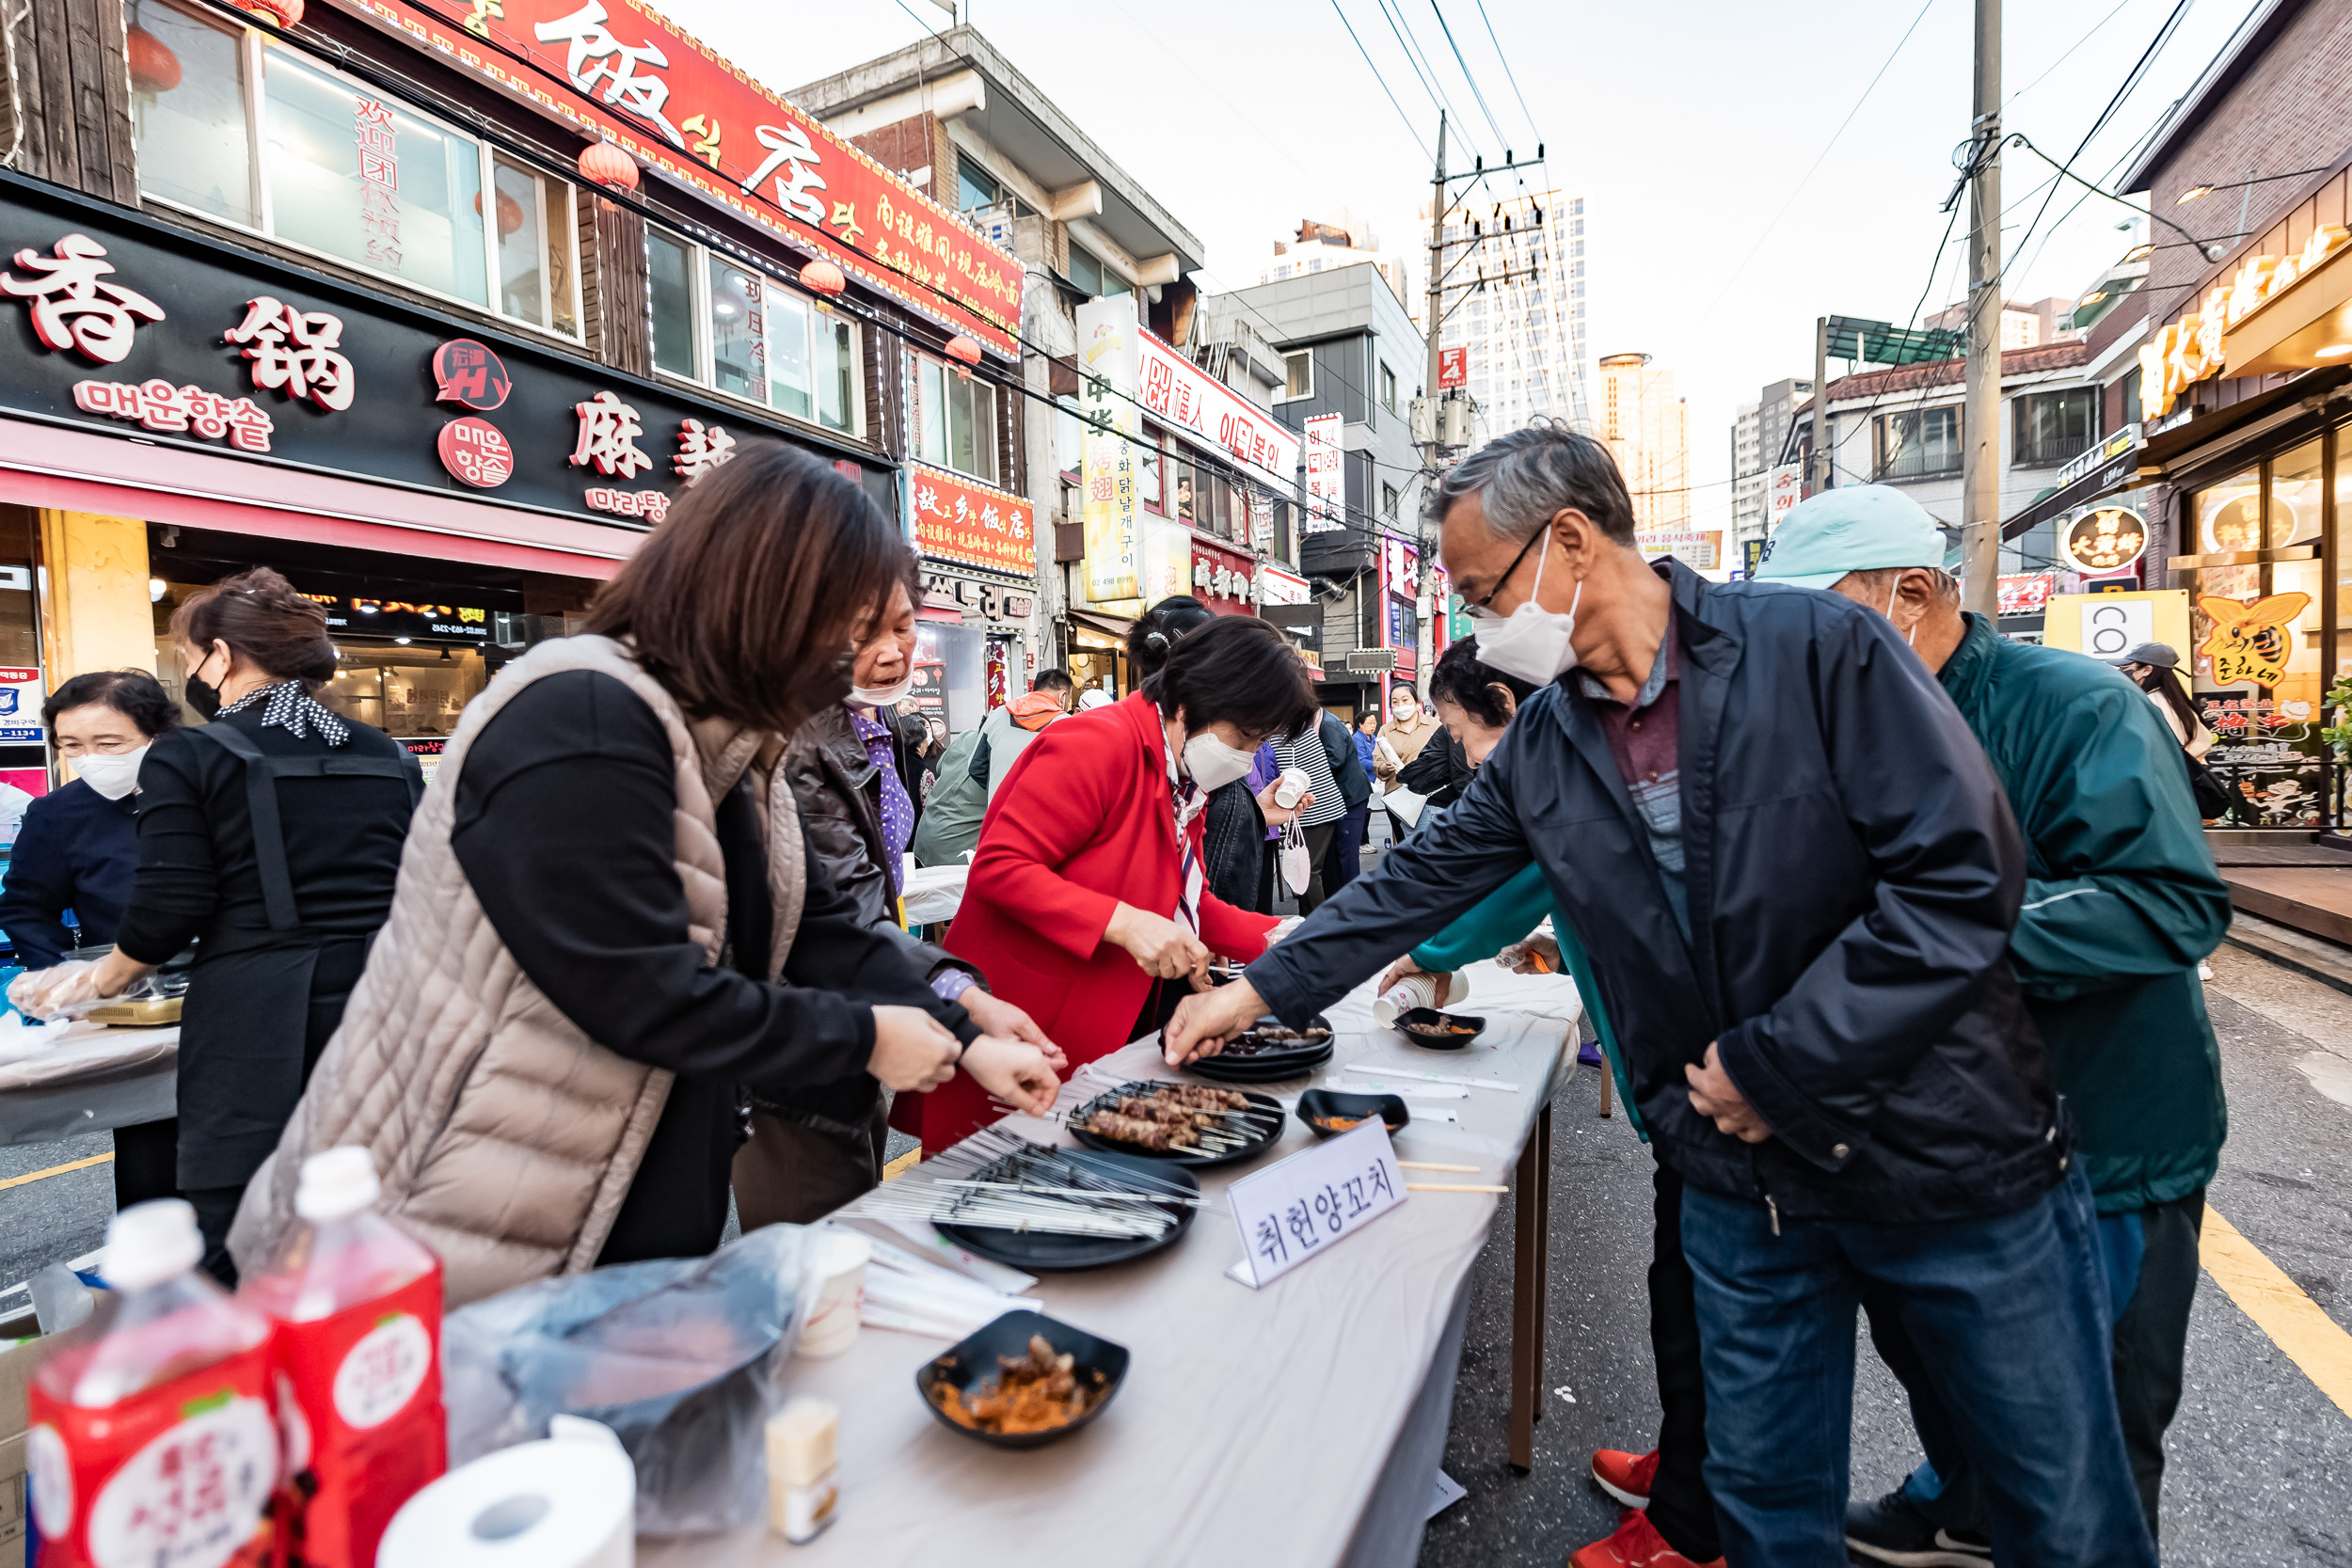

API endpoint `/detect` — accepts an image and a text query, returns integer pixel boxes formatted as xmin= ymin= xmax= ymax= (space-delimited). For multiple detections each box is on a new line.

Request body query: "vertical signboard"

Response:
xmin=1303 ymin=413 xmax=1344 ymax=535
xmin=1077 ymin=298 xmax=1141 ymax=602
xmin=1766 ymin=464 xmax=1803 ymax=531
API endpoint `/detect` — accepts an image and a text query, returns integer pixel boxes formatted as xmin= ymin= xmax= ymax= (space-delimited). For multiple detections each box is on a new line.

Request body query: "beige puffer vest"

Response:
xmin=227 ymin=634 xmax=807 ymax=1305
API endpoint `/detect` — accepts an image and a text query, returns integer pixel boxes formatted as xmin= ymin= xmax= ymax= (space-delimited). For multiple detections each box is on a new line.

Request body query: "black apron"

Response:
xmin=172 ymin=722 xmax=421 ymax=1193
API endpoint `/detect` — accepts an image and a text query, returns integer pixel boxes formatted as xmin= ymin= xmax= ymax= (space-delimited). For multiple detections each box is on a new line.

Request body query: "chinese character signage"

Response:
xmin=333 ymin=0 xmax=1022 ymax=357
xmin=1076 ymin=298 xmax=1142 ymax=603
xmin=0 ymin=178 xmax=882 ymax=533
xmin=2059 ymin=505 xmax=2146 ymax=576
xmin=1303 ymin=413 xmax=1343 ymax=534
xmin=909 ymin=461 xmax=1034 ymax=578
xmin=1134 ymin=328 xmax=1299 ymax=492
xmin=2141 ymin=223 xmax=2350 ymax=418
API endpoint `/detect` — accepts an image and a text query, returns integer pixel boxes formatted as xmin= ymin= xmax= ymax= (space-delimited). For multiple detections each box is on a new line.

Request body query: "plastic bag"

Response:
xmin=8 ymin=958 xmax=104 ymax=1021
xmin=442 ymin=1224 xmax=810 ymax=1536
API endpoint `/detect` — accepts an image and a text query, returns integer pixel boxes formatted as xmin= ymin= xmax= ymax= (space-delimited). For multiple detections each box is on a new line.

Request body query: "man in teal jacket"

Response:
xmin=1759 ymin=486 xmax=2229 ymax=1558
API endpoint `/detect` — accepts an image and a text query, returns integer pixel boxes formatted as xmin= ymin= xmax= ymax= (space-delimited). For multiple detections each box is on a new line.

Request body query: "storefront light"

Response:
xmin=393 ymin=636 xmax=411 ymax=644
xmin=2123 ymin=243 xmax=2153 ymax=262
xmin=2317 ymin=343 xmax=2352 ymax=358
xmin=2175 ymin=184 xmax=2215 ymax=205
xmin=149 ymin=578 xmax=167 ymax=602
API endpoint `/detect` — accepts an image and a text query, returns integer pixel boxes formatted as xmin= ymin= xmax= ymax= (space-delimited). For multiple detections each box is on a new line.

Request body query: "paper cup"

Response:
xmin=796 ymin=1230 xmax=871 ymax=1359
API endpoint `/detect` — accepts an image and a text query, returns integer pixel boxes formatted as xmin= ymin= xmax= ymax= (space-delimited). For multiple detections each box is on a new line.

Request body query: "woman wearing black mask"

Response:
xmin=14 ymin=569 xmax=421 ymax=1280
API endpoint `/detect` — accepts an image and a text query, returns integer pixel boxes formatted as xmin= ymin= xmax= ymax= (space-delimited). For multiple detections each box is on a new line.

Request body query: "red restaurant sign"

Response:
xmin=331 ymin=0 xmax=1022 ymax=357
xmin=909 ymin=462 xmax=1034 ymax=578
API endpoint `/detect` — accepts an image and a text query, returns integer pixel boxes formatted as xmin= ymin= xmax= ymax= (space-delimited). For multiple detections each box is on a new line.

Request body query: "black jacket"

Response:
xmin=1320 ymin=712 xmax=1372 ymax=811
xmin=1396 ymin=725 xmax=1469 ymax=808
xmin=1247 ymin=562 xmax=2061 ymax=1224
xmin=0 ymin=780 xmax=139 ymax=968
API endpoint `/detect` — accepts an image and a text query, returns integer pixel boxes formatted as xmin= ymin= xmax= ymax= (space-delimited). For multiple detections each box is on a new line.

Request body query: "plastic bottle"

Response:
xmin=240 ymin=1148 xmax=446 ymax=1568
xmin=26 ymin=1198 xmax=279 ymax=1568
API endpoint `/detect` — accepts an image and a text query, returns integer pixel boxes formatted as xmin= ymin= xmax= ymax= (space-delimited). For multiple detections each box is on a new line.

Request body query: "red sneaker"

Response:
xmin=1569 ymin=1509 xmax=1725 ymax=1568
xmin=1589 ymin=1447 xmax=1661 ymax=1510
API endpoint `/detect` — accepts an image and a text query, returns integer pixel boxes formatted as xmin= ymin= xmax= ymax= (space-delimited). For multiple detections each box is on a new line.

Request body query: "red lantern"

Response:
xmin=472 ymin=188 xmax=527 ymax=237
xmin=800 ymin=259 xmax=847 ymax=297
xmin=125 ymin=24 xmax=182 ymax=94
xmin=945 ymin=335 xmax=982 ymax=368
xmin=241 ymin=0 xmax=302 ymax=25
xmin=578 ymin=142 xmax=639 ymax=192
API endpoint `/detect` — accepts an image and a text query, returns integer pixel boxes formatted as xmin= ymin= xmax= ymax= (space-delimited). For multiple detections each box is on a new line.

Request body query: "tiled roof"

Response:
xmin=1820 ymin=340 xmax=2092 ymax=403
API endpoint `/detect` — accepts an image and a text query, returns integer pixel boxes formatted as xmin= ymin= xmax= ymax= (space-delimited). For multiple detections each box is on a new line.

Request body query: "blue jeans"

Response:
xmin=1680 ymin=1164 xmax=2154 ymax=1568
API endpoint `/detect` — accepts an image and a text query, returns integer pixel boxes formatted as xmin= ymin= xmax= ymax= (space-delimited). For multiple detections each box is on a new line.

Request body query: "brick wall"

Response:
xmin=2145 ymin=0 xmax=2352 ymax=313
xmin=850 ymin=114 xmax=940 ymax=201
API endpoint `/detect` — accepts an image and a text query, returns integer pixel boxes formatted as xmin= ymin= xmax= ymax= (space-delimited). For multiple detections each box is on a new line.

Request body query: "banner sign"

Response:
xmin=331 ymin=0 xmax=1022 ymax=357
xmin=1438 ymin=346 xmax=1467 ymax=388
xmin=908 ymin=461 xmax=1034 ymax=578
xmin=1766 ymin=464 xmax=1803 ymax=531
xmin=1136 ymin=329 xmax=1298 ymax=491
xmin=1076 ymin=298 xmax=1142 ymax=603
xmin=1303 ymin=413 xmax=1343 ymax=534
xmin=1995 ymin=572 xmax=2053 ymax=617
xmin=0 ymin=175 xmax=889 ymax=532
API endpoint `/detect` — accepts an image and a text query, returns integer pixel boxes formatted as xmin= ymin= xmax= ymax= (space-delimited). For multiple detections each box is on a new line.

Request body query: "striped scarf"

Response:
xmin=1162 ymin=729 xmax=1205 ymax=936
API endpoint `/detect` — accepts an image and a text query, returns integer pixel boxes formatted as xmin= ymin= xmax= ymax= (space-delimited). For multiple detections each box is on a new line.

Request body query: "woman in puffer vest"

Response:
xmin=230 ymin=444 xmax=1061 ymax=1304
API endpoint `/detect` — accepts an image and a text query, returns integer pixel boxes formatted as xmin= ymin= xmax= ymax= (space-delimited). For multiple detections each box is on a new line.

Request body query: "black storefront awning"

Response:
xmin=2003 ymin=448 xmax=2144 ymax=540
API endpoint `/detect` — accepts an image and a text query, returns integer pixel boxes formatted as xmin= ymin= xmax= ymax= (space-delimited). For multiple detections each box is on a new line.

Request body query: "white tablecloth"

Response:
xmin=641 ymin=961 xmax=1581 ymax=1568
xmin=0 ymin=1019 xmax=179 ymax=1147
xmin=900 ymin=863 xmax=968 ymax=927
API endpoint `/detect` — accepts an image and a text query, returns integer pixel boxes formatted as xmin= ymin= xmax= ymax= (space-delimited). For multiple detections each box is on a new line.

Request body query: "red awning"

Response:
xmin=0 ymin=417 xmax=641 ymax=578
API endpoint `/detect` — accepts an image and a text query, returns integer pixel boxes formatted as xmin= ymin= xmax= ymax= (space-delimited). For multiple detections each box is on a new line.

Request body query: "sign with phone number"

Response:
xmin=1227 ymin=1119 xmax=1406 ymax=1288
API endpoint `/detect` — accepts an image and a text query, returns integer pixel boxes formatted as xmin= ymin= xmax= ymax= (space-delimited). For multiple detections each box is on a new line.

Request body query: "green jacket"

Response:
xmin=910 ymin=726 xmax=986 ymax=868
xmin=1412 ymin=863 xmax=1645 ymax=1139
xmin=1938 ymin=614 xmax=2229 ymax=1212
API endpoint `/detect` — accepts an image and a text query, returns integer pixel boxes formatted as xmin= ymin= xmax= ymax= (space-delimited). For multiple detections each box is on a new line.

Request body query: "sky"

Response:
xmin=660 ymin=0 xmax=2261 ymax=531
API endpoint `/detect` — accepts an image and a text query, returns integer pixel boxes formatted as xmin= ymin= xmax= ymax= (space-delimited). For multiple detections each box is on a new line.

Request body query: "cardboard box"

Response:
xmin=0 ymin=1335 xmax=59 ymax=1568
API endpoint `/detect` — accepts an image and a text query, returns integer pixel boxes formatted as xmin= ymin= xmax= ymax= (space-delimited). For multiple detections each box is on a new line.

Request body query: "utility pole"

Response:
xmin=1425 ymin=112 xmax=1449 ymax=451
xmin=1809 ymin=315 xmax=1829 ymax=496
xmin=1959 ymin=0 xmax=2001 ymax=616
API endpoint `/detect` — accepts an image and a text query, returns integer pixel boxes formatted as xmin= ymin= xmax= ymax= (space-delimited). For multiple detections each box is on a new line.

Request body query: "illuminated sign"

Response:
xmin=2140 ymin=224 xmax=2350 ymax=418
xmin=2060 ymin=505 xmax=2146 ymax=575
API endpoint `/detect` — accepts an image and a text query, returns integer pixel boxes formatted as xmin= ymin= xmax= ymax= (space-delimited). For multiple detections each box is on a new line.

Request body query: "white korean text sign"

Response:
xmin=1303 ymin=414 xmax=1344 ymax=535
xmin=1227 ymin=1120 xmax=1406 ymax=1289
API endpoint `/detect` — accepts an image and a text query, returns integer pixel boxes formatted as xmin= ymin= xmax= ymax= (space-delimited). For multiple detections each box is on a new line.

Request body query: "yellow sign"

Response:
xmin=2042 ymin=588 xmax=2189 ymax=662
xmin=2197 ymin=591 xmax=2312 ymax=688
xmin=2140 ymin=225 xmax=2350 ymax=418
xmin=1081 ymin=434 xmax=1139 ymax=604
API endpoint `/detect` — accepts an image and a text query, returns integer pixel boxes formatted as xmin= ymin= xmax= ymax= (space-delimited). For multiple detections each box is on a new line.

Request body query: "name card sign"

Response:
xmin=1227 ymin=1120 xmax=1406 ymax=1290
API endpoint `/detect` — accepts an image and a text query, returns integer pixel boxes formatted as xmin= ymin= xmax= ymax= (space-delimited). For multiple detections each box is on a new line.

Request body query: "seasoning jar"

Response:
xmin=767 ymin=1397 xmax=840 ymax=1544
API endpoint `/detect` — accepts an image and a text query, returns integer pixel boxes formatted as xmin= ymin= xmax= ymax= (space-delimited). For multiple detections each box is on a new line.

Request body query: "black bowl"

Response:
xmin=1295 ymin=1088 xmax=1409 ymax=1138
xmin=1397 ymin=1006 xmax=1486 ymax=1049
xmin=915 ymin=1309 xmax=1130 ymax=1449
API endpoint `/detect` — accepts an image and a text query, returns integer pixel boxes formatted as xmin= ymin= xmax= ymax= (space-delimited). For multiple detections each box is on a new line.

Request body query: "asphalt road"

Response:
xmin=1418 ymin=934 xmax=2352 ymax=1567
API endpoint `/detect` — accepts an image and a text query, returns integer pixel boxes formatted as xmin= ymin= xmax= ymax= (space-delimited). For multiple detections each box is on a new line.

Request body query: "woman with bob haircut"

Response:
xmin=226 ymin=443 xmax=1060 ymax=1305
xmin=14 ymin=572 xmax=423 ymax=1280
xmin=901 ymin=612 xmax=1321 ymax=1152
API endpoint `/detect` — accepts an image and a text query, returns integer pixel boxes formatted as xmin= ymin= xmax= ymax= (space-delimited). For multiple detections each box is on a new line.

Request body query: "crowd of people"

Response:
xmin=6 ymin=423 xmax=2234 ymax=1566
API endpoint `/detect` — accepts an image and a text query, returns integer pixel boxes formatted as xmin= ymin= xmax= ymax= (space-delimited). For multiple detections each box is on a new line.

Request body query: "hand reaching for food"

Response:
xmin=959 ymin=986 xmax=1067 ymax=1073
xmin=1161 ymin=978 xmax=1266 ymax=1067
xmin=1104 ymin=902 xmax=1212 ymax=982
xmin=960 ymin=1034 xmax=1061 ymax=1118
xmin=866 ymin=1005 xmax=961 ymax=1092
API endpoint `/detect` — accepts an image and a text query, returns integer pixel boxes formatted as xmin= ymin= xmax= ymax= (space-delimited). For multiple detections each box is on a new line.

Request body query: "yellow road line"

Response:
xmin=2201 ymin=1206 xmax=2352 ymax=1420
xmin=0 ymin=1152 xmax=114 ymax=1192
xmin=882 ymin=1148 xmax=921 ymax=1182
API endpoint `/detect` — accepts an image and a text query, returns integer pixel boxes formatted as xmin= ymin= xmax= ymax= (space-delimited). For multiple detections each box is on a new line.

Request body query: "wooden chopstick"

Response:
xmin=1398 ymin=1161 xmax=1480 ymax=1173
xmin=1406 ymin=1182 xmax=1509 ymax=1194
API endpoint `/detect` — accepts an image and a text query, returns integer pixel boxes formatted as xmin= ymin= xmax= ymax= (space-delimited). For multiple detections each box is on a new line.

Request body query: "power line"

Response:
xmin=1328 ymin=0 xmax=1437 ymax=160
xmin=1473 ymin=0 xmax=1542 ymax=144
xmin=1427 ymin=0 xmax=1511 ymax=152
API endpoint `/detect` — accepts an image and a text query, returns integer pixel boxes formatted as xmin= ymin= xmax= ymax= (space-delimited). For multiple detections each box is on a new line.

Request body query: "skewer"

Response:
xmin=1398 ymin=1161 xmax=1482 ymax=1173
xmin=935 ymin=1180 xmax=1219 ymax=1211
xmin=1405 ymin=1183 xmax=1509 ymax=1194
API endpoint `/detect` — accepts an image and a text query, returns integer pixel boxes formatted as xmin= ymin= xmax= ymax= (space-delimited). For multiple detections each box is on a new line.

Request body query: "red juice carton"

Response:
xmin=241 ymin=1148 xmax=445 ymax=1568
xmin=26 ymin=1199 xmax=278 ymax=1568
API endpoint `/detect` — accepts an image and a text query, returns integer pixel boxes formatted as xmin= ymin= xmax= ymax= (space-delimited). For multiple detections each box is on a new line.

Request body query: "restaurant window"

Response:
xmin=957 ymin=154 xmax=999 ymax=214
xmin=644 ymin=232 xmax=860 ymax=434
xmin=1069 ymin=244 xmax=1129 ymax=298
xmin=1874 ymin=406 xmax=1962 ymax=482
xmin=1171 ymin=455 xmax=1198 ymax=525
xmin=130 ymin=7 xmax=580 ymax=338
xmin=2182 ymin=444 xmax=2327 ymax=829
xmin=1138 ymin=430 xmax=1163 ymax=511
xmin=1281 ymin=351 xmax=1313 ymax=401
xmin=912 ymin=353 xmax=997 ymax=483
xmin=2012 ymin=388 xmax=2098 ymax=468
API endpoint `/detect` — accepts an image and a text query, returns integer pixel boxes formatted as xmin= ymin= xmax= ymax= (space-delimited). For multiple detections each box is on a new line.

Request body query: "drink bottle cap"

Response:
xmin=103 ymin=1198 xmax=202 ymax=1290
xmin=295 ymin=1146 xmax=381 ymax=1223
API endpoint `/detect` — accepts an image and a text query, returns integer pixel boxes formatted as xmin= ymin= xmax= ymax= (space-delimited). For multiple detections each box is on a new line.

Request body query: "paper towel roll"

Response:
xmin=377 ymin=1429 xmax=637 ymax=1568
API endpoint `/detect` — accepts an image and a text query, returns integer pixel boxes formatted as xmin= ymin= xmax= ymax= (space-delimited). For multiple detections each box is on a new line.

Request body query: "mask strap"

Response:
xmin=1883 ymin=575 xmax=1917 ymax=648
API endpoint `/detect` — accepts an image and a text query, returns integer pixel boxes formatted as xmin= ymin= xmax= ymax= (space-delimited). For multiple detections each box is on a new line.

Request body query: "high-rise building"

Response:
xmin=1729 ymin=375 xmax=1812 ymax=555
xmin=1924 ymin=296 xmax=2083 ymax=351
xmin=1425 ymin=191 xmax=1589 ymax=437
xmin=1599 ymin=352 xmax=1690 ymax=538
xmin=1262 ymin=211 xmax=1410 ymax=308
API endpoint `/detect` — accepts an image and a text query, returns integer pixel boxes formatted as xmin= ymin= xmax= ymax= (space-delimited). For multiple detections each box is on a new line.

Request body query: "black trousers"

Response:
xmin=1327 ymin=803 xmax=1369 ymax=894
xmin=1296 ymin=821 xmax=1340 ymax=912
xmin=112 ymin=1117 xmax=182 ymax=1210
xmin=1865 ymin=1187 xmax=2205 ymax=1542
xmin=1646 ymin=1160 xmax=1722 ymax=1562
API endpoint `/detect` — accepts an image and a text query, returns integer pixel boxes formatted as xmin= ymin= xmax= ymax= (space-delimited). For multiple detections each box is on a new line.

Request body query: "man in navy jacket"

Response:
xmin=1167 ymin=424 xmax=2152 ymax=1568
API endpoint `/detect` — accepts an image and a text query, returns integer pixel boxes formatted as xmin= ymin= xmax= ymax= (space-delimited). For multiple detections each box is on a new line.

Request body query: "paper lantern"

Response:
xmin=126 ymin=25 xmax=182 ymax=94
xmin=472 ymin=188 xmax=526 ymax=237
xmin=242 ymin=0 xmax=302 ymax=25
xmin=579 ymin=142 xmax=639 ymax=192
xmin=945 ymin=335 xmax=982 ymax=368
xmin=800 ymin=259 xmax=847 ymax=297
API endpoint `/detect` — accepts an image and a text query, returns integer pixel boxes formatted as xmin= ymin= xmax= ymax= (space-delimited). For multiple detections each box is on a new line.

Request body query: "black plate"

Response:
xmin=1396 ymin=1006 xmax=1487 ymax=1049
xmin=1224 ymin=1012 xmax=1334 ymax=1053
xmin=1066 ymin=1082 xmax=1286 ymax=1168
xmin=1184 ymin=1048 xmax=1331 ymax=1085
xmin=935 ymin=1147 xmax=1199 ymax=1271
xmin=1296 ymin=1088 xmax=1410 ymax=1137
xmin=916 ymin=1309 xmax=1131 ymax=1449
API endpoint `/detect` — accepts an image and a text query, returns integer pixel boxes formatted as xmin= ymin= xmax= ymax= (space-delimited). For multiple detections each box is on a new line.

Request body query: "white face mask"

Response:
xmin=850 ymin=673 xmax=915 ymax=708
xmin=1391 ymin=697 xmax=1417 ymax=721
xmin=1279 ymin=819 xmax=1311 ymax=895
xmin=72 ymin=744 xmax=150 ymax=801
xmin=1181 ymin=729 xmax=1257 ymax=792
xmin=1468 ymin=535 xmax=1583 ymax=686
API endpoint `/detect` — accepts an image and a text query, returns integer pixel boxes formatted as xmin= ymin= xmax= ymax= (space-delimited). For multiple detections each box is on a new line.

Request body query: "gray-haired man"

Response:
xmin=1166 ymin=424 xmax=2153 ymax=1567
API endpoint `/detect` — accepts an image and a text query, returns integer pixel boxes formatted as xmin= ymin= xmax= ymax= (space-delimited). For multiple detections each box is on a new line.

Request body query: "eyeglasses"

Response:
xmin=1465 ymin=526 xmax=1548 ymax=616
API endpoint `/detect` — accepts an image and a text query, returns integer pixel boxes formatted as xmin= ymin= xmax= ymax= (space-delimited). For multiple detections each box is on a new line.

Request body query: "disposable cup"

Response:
xmin=796 ymin=1230 xmax=871 ymax=1359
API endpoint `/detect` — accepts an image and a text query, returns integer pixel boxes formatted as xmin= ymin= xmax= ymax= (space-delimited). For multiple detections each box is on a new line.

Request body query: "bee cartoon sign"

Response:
xmin=2197 ymin=592 xmax=2312 ymax=689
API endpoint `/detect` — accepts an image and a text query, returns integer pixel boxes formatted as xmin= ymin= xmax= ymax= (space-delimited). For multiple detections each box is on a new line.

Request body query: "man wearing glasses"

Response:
xmin=1166 ymin=423 xmax=2152 ymax=1568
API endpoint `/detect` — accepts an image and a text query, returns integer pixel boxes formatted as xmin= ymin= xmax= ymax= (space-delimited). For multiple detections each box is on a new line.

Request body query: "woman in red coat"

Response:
xmin=908 ymin=616 xmax=1321 ymax=1151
